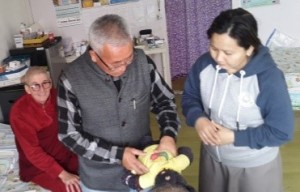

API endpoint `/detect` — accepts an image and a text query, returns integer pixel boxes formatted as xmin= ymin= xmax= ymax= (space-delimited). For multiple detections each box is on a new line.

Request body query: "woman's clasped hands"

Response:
xmin=195 ymin=117 xmax=235 ymax=146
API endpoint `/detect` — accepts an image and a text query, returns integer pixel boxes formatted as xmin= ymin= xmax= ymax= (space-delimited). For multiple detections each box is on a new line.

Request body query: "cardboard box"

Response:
xmin=23 ymin=35 xmax=48 ymax=45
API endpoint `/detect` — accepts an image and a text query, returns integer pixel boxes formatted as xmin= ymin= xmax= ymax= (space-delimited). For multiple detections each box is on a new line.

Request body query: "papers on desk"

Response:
xmin=0 ymin=78 xmax=22 ymax=88
xmin=0 ymin=65 xmax=28 ymax=88
xmin=0 ymin=65 xmax=28 ymax=81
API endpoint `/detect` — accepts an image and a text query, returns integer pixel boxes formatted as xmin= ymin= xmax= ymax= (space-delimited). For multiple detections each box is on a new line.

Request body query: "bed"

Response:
xmin=0 ymin=123 xmax=49 ymax=191
xmin=270 ymin=47 xmax=300 ymax=110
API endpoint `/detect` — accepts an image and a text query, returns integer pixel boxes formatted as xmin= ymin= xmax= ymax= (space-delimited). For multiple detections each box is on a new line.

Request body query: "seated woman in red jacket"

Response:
xmin=10 ymin=66 xmax=81 ymax=192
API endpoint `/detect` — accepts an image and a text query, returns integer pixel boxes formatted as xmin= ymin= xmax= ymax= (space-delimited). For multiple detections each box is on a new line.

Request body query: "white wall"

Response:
xmin=29 ymin=0 xmax=168 ymax=44
xmin=232 ymin=0 xmax=300 ymax=46
xmin=29 ymin=0 xmax=168 ymax=76
xmin=0 ymin=0 xmax=33 ymax=61
xmin=2 ymin=1 xmax=299 ymax=59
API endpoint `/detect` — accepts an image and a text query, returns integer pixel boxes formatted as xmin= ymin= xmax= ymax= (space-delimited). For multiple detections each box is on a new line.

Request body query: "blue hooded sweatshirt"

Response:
xmin=182 ymin=46 xmax=294 ymax=168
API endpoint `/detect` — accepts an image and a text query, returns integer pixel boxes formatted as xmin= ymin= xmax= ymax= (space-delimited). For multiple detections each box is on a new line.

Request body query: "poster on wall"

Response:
xmin=53 ymin=0 xmax=82 ymax=27
xmin=241 ymin=0 xmax=280 ymax=8
xmin=110 ymin=0 xmax=139 ymax=5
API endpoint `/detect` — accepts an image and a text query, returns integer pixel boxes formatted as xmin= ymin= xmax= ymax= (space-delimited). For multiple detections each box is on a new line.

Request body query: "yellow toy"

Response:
xmin=122 ymin=142 xmax=194 ymax=191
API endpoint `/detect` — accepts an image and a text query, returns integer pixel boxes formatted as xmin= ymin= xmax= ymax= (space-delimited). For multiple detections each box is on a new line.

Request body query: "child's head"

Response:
xmin=151 ymin=169 xmax=195 ymax=192
xmin=151 ymin=183 xmax=190 ymax=192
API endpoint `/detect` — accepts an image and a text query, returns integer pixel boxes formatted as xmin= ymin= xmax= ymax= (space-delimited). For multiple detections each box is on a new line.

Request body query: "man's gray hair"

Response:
xmin=88 ymin=14 xmax=132 ymax=54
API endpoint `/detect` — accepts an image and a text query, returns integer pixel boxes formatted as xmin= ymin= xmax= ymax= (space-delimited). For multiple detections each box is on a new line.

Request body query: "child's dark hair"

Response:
xmin=151 ymin=183 xmax=191 ymax=192
xmin=151 ymin=169 xmax=196 ymax=192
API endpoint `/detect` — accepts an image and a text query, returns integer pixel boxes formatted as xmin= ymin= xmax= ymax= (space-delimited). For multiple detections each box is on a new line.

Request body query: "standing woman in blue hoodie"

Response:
xmin=181 ymin=8 xmax=294 ymax=192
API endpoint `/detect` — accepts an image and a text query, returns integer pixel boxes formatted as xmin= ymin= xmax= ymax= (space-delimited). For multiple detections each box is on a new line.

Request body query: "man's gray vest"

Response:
xmin=64 ymin=49 xmax=152 ymax=191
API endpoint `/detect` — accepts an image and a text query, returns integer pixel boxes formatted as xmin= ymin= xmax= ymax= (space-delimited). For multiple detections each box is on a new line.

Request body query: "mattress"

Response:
xmin=0 ymin=123 xmax=49 ymax=191
xmin=270 ymin=47 xmax=300 ymax=110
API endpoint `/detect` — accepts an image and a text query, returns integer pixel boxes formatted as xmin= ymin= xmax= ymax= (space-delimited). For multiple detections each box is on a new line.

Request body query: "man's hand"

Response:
xmin=58 ymin=170 xmax=81 ymax=192
xmin=122 ymin=147 xmax=149 ymax=175
xmin=156 ymin=136 xmax=177 ymax=156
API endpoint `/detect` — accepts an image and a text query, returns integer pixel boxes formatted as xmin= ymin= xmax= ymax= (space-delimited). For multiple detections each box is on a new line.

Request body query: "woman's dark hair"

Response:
xmin=207 ymin=8 xmax=262 ymax=55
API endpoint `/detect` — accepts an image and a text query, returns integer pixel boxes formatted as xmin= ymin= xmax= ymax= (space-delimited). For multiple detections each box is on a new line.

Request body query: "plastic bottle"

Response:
xmin=19 ymin=23 xmax=26 ymax=35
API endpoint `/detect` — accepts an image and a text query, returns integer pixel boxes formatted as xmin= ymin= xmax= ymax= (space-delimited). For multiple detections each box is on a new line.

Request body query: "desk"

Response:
xmin=0 ymin=78 xmax=22 ymax=88
xmin=65 ymin=45 xmax=172 ymax=87
xmin=135 ymin=45 xmax=172 ymax=87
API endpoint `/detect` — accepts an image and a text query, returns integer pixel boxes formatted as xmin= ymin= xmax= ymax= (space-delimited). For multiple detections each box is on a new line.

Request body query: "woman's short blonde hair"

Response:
xmin=21 ymin=66 xmax=50 ymax=84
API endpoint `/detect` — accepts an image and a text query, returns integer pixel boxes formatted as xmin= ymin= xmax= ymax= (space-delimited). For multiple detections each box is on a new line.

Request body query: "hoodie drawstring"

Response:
xmin=208 ymin=65 xmax=222 ymax=161
xmin=207 ymin=68 xmax=246 ymax=161
xmin=217 ymin=74 xmax=233 ymax=123
xmin=208 ymin=65 xmax=221 ymax=118
xmin=236 ymin=70 xmax=246 ymax=131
